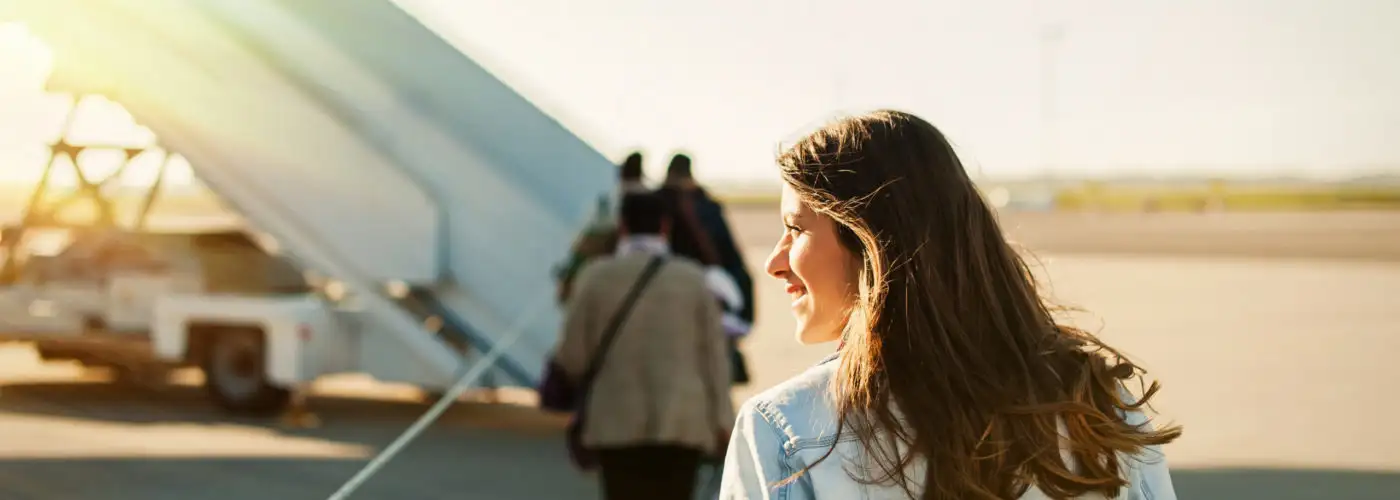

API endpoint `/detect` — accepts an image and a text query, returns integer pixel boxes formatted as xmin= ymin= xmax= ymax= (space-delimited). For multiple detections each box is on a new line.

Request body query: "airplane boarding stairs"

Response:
xmin=5 ymin=0 xmax=616 ymax=389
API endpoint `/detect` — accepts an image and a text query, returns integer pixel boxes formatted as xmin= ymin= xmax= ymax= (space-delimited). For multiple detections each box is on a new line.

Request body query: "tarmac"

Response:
xmin=2 ymin=208 xmax=1399 ymax=499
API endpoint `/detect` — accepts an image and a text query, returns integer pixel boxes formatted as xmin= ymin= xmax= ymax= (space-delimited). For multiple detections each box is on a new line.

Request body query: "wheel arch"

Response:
xmin=184 ymin=320 xmax=270 ymax=365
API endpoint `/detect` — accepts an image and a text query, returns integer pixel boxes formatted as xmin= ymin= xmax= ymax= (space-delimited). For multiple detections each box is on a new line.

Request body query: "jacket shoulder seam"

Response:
xmin=751 ymin=398 xmax=801 ymax=457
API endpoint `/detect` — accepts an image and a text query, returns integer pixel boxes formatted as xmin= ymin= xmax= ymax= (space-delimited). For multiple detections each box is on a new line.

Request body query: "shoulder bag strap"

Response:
xmin=577 ymin=256 xmax=666 ymax=396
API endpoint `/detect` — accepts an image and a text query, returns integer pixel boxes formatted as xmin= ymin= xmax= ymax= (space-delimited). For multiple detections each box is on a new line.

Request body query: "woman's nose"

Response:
xmin=765 ymin=241 xmax=789 ymax=279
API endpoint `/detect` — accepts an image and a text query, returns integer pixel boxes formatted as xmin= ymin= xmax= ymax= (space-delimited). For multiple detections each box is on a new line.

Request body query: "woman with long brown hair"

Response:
xmin=719 ymin=110 xmax=1181 ymax=499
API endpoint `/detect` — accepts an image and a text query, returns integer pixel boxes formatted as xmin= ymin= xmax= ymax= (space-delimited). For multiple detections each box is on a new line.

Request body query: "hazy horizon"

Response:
xmin=3 ymin=0 xmax=1400 ymax=187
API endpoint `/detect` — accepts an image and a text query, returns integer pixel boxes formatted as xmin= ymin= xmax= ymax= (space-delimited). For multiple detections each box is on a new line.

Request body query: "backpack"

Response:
xmin=554 ymin=196 xmax=619 ymax=303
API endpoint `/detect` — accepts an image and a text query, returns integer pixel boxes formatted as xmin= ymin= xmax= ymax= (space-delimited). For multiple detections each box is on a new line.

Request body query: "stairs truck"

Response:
xmin=0 ymin=0 xmax=615 ymax=414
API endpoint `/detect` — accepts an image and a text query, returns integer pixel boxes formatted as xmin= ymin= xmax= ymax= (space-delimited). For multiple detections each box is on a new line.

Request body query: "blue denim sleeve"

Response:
xmin=719 ymin=400 xmax=801 ymax=500
xmin=1121 ymin=407 xmax=1176 ymax=500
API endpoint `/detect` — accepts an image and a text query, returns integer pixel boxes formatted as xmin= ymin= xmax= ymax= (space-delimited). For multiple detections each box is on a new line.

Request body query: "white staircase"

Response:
xmin=5 ymin=0 xmax=617 ymax=388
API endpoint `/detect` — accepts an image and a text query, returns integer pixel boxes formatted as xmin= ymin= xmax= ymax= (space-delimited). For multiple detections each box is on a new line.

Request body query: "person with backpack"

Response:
xmin=656 ymin=153 xmax=757 ymax=385
xmin=555 ymin=152 xmax=650 ymax=303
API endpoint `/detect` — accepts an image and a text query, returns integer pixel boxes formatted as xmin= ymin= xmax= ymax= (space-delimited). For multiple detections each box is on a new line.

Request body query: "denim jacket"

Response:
xmin=718 ymin=354 xmax=1177 ymax=499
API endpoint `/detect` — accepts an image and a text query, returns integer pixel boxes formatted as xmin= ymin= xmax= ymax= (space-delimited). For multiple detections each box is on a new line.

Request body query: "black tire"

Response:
xmin=200 ymin=328 xmax=290 ymax=416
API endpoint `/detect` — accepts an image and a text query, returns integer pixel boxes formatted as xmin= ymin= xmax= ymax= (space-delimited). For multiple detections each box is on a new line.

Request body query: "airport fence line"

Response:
xmin=1050 ymin=181 xmax=1400 ymax=212
xmin=715 ymin=181 xmax=1400 ymax=213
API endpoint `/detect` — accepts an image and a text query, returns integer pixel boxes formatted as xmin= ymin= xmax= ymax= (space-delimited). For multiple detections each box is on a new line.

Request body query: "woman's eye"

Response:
xmin=784 ymin=224 xmax=802 ymax=233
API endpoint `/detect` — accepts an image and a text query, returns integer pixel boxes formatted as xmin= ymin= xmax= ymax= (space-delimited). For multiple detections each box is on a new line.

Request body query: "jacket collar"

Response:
xmin=615 ymin=234 xmax=670 ymax=257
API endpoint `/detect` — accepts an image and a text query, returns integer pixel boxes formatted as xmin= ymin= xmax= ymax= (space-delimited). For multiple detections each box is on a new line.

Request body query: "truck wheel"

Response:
xmin=201 ymin=329 xmax=289 ymax=415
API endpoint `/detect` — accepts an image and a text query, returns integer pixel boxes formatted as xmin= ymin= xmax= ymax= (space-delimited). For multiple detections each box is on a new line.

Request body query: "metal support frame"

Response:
xmin=0 ymin=94 xmax=172 ymax=284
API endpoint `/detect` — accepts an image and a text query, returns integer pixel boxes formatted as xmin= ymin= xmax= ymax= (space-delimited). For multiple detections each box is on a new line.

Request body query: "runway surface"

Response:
xmin=2 ymin=208 xmax=1399 ymax=499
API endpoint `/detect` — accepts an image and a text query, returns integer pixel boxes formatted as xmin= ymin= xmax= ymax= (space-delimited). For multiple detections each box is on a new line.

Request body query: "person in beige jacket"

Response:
xmin=555 ymin=192 xmax=735 ymax=500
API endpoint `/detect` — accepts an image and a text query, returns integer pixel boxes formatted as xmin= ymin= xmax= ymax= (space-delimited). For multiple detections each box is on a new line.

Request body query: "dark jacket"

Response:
xmin=656 ymin=185 xmax=756 ymax=325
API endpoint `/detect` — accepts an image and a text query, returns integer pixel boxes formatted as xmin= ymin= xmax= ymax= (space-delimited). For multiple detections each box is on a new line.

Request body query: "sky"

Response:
xmin=0 ymin=23 xmax=195 ymax=188
xmin=1 ymin=0 xmax=1399 ymax=187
